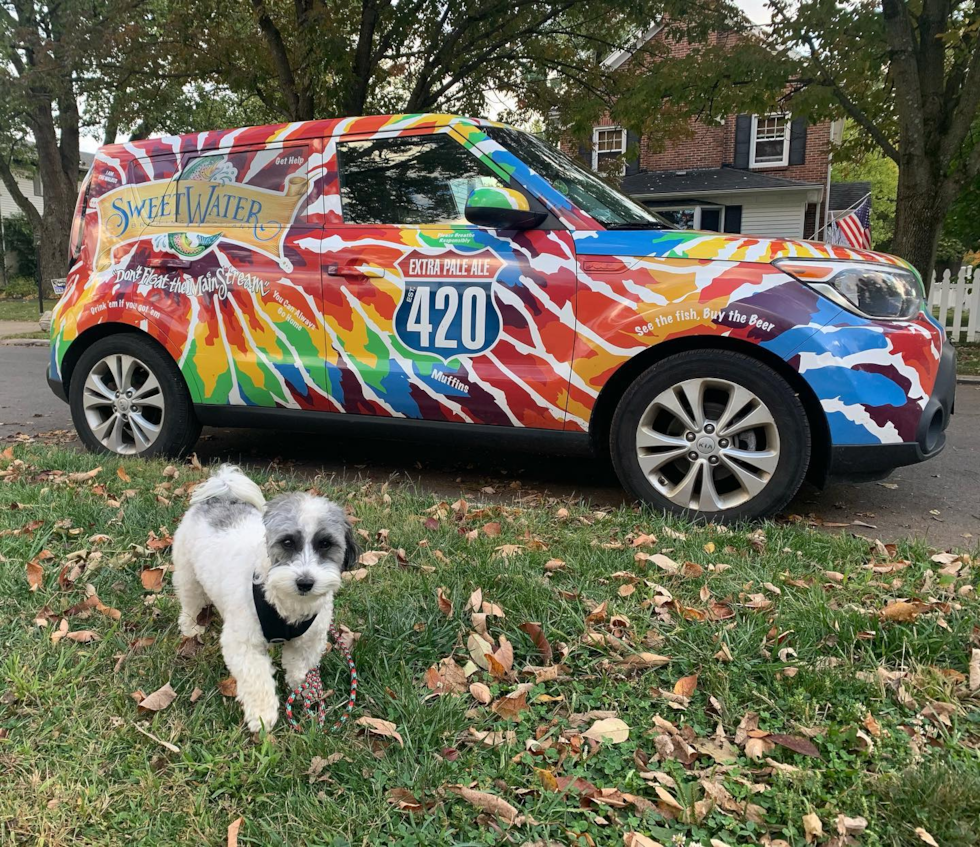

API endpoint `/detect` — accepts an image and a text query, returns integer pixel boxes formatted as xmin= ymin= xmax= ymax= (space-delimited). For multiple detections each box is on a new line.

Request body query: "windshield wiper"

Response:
xmin=604 ymin=222 xmax=667 ymax=230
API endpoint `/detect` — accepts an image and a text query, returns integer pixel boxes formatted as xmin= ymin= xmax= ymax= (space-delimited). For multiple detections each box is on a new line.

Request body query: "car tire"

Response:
xmin=610 ymin=350 xmax=811 ymax=522
xmin=69 ymin=334 xmax=202 ymax=458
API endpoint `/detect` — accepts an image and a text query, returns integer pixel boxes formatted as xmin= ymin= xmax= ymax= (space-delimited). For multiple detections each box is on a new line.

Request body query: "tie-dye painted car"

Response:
xmin=48 ymin=114 xmax=955 ymax=521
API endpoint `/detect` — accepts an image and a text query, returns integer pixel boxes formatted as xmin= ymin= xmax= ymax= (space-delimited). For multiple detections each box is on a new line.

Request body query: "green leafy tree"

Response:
xmin=166 ymin=0 xmax=670 ymax=122
xmin=832 ymin=126 xmax=899 ymax=252
xmin=769 ymin=0 xmax=980 ymax=285
xmin=556 ymin=2 xmax=980 ymax=286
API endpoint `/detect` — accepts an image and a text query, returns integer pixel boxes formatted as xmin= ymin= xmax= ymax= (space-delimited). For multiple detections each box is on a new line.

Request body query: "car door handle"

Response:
xmin=326 ymin=261 xmax=384 ymax=278
xmin=148 ymin=257 xmax=191 ymax=269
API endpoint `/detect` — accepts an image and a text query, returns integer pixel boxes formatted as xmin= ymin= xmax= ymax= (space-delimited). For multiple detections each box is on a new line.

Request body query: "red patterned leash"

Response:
xmin=284 ymin=624 xmax=358 ymax=731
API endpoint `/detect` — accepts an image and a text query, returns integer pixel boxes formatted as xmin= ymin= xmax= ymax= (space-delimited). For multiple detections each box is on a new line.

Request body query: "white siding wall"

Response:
xmin=738 ymin=191 xmax=807 ymax=238
xmin=0 ymin=171 xmax=43 ymax=220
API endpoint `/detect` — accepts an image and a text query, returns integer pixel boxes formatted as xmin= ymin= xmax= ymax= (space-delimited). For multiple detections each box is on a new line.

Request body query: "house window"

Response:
xmin=750 ymin=114 xmax=790 ymax=168
xmin=653 ymin=205 xmax=724 ymax=232
xmin=592 ymin=126 xmax=626 ymax=171
xmin=33 ymin=173 xmax=43 ymax=196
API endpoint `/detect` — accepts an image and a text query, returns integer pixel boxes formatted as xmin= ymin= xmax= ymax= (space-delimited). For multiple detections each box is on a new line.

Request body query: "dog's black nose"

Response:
xmin=296 ymin=576 xmax=315 ymax=594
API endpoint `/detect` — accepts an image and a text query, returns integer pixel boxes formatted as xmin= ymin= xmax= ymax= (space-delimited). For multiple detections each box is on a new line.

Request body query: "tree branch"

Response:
xmin=0 ymin=152 xmax=42 ymax=230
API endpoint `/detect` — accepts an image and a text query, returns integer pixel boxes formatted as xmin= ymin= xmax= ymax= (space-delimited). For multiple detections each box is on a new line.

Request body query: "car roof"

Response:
xmin=98 ymin=114 xmax=507 ymax=159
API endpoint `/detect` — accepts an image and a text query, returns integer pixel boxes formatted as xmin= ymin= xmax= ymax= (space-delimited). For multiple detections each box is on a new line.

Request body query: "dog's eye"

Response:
xmin=317 ymin=538 xmax=333 ymax=550
xmin=280 ymin=537 xmax=295 ymax=549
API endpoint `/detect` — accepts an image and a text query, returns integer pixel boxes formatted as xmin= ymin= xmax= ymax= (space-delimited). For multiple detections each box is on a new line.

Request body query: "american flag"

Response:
xmin=829 ymin=196 xmax=872 ymax=249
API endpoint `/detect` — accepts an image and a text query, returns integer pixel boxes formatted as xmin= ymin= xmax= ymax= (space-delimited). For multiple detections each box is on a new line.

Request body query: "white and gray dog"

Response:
xmin=172 ymin=465 xmax=358 ymax=732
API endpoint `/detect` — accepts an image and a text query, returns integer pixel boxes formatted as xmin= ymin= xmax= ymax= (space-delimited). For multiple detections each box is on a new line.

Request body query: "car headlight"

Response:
xmin=773 ymin=259 xmax=924 ymax=320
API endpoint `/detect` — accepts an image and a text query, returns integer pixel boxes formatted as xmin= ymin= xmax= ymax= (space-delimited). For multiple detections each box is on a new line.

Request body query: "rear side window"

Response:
xmin=337 ymin=134 xmax=503 ymax=226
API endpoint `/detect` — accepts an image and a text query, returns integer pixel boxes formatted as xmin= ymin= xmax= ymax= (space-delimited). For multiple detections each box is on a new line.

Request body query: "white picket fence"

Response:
xmin=929 ymin=265 xmax=979 ymax=343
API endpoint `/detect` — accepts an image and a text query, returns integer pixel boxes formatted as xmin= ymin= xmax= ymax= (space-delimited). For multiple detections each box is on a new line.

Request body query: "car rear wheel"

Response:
xmin=69 ymin=335 xmax=201 ymax=457
xmin=610 ymin=350 xmax=811 ymax=522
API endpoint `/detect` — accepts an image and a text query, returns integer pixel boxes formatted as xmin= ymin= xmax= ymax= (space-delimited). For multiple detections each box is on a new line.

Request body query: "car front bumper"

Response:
xmin=828 ymin=338 xmax=956 ymax=481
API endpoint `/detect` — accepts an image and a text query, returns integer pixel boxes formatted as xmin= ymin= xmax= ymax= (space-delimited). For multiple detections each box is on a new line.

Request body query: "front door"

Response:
xmin=319 ymin=128 xmax=582 ymax=430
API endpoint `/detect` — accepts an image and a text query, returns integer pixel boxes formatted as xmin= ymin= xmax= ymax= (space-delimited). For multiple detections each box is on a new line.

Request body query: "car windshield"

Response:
xmin=486 ymin=126 xmax=667 ymax=229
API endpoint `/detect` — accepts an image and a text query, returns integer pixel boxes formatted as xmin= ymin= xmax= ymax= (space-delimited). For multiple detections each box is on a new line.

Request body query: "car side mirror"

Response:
xmin=464 ymin=187 xmax=547 ymax=230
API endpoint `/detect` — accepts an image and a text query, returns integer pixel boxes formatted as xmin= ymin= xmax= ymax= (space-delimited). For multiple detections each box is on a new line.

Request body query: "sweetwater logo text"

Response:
xmin=94 ymin=169 xmax=307 ymax=271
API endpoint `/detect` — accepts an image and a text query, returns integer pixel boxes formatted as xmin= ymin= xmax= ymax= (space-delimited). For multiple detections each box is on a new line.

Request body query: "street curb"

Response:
xmin=0 ymin=338 xmax=49 ymax=347
xmin=958 ymin=375 xmax=980 ymax=385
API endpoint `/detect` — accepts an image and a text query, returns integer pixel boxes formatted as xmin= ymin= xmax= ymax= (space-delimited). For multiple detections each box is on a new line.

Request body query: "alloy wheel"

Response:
xmin=81 ymin=353 xmax=166 ymax=454
xmin=634 ymin=377 xmax=780 ymax=512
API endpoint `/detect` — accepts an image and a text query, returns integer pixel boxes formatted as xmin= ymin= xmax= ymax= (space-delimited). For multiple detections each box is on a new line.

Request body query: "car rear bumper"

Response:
xmin=47 ymin=367 xmax=68 ymax=402
xmin=828 ymin=338 xmax=955 ymax=481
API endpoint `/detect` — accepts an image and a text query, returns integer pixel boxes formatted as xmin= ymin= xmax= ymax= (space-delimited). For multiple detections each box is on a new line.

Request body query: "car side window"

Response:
xmin=336 ymin=133 xmax=504 ymax=226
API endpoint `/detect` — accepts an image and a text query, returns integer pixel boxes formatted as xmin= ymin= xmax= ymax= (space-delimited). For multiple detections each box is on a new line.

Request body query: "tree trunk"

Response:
xmin=891 ymin=160 xmax=944 ymax=290
xmin=37 ymin=206 xmax=73 ymax=290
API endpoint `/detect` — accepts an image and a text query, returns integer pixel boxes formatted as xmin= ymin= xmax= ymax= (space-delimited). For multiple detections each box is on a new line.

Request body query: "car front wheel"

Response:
xmin=69 ymin=334 xmax=201 ymax=457
xmin=610 ymin=350 xmax=811 ymax=522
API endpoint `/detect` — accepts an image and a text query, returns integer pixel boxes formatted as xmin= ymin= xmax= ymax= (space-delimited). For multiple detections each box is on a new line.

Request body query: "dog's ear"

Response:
xmin=342 ymin=521 xmax=360 ymax=572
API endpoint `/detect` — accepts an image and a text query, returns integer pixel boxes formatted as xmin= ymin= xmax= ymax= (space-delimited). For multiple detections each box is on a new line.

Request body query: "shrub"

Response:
xmin=1 ymin=213 xmax=37 ymax=282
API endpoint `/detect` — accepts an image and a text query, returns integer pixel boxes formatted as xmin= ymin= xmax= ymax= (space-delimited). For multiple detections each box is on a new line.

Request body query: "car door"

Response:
xmin=318 ymin=127 xmax=581 ymax=430
xmin=164 ymin=140 xmax=329 ymax=410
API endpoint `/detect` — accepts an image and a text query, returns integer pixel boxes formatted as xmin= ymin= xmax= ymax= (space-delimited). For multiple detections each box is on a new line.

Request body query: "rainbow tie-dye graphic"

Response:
xmin=51 ymin=114 xmax=945 ymax=449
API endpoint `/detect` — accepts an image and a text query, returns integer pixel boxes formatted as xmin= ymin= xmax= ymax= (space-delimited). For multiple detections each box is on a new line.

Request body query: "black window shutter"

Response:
xmin=723 ymin=205 xmax=742 ymax=233
xmin=625 ymin=129 xmax=641 ymax=176
xmin=734 ymin=115 xmax=752 ymax=169
xmin=789 ymin=118 xmax=807 ymax=165
xmin=578 ymin=142 xmax=592 ymax=168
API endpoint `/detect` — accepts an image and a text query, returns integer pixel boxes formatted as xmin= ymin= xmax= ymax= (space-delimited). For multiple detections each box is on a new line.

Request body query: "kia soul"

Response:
xmin=48 ymin=114 xmax=955 ymax=521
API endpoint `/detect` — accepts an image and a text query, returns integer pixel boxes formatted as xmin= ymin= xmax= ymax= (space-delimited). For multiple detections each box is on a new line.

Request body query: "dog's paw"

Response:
xmin=178 ymin=613 xmax=206 ymax=638
xmin=286 ymin=670 xmax=310 ymax=690
xmin=245 ymin=709 xmax=278 ymax=733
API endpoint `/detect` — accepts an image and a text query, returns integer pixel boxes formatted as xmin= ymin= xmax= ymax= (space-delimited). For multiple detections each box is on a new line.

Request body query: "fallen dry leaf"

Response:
xmin=436 ymin=587 xmax=453 ymax=617
xmin=490 ymin=689 xmax=529 ymax=721
xmin=141 ymin=568 xmax=165 ymax=592
xmin=619 ymin=652 xmax=670 ymax=668
xmin=881 ymin=600 xmax=920 ymax=622
xmin=65 ymin=630 xmax=100 ymax=643
xmin=482 ymin=521 xmax=502 ymax=537
xmin=803 ymin=812 xmax=823 ymax=843
xmin=227 ymin=817 xmax=243 ymax=847
xmin=386 ymin=787 xmax=430 ymax=813
xmin=424 ymin=658 xmax=467 ymax=695
xmin=355 ymin=716 xmax=404 ymax=746
xmin=673 ymin=673 xmax=698 ymax=698
xmin=970 ymin=648 xmax=980 ymax=692
xmin=470 ymin=682 xmax=492 ymax=704
xmin=68 ymin=467 xmax=102 ymax=483
xmin=583 ymin=717 xmax=630 ymax=744
xmin=518 ymin=621 xmax=553 ymax=665
xmin=624 ymin=834 xmax=663 ymax=847
xmin=467 ymin=632 xmax=494 ymax=670
xmin=915 ymin=828 xmax=939 ymax=847
xmin=133 ymin=683 xmax=176 ymax=715
xmin=26 ymin=560 xmax=43 ymax=592
xmin=770 ymin=734 xmax=821 ymax=758
xmin=447 ymin=785 xmax=519 ymax=824
xmin=218 ymin=677 xmax=238 ymax=697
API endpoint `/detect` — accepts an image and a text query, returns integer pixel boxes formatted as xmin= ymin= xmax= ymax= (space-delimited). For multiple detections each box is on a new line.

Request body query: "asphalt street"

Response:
xmin=2 ymin=344 xmax=976 ymax=549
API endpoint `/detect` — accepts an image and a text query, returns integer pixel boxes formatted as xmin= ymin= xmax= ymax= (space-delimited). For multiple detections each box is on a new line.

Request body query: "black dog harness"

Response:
xmin=252 ymin=583 xmax=317 ymax=643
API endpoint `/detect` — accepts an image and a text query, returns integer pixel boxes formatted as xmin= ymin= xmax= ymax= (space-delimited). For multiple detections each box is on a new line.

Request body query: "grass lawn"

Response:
xmin=955 ymin=343 xmax=980 ymax=377
xmin=0 ymin=298 xmax=42 ymax=323
xmin=1 ymin=446 xmax=978 ymax=847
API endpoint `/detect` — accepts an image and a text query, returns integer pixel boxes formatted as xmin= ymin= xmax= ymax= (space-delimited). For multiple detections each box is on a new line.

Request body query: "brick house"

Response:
xmin=579 ymin=25 xmax=865 ymax=240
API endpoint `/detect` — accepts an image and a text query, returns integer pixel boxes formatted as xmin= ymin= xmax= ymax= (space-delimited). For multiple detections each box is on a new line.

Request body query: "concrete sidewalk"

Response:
xmin=0 ymin=320 xmax=42 ymax=337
